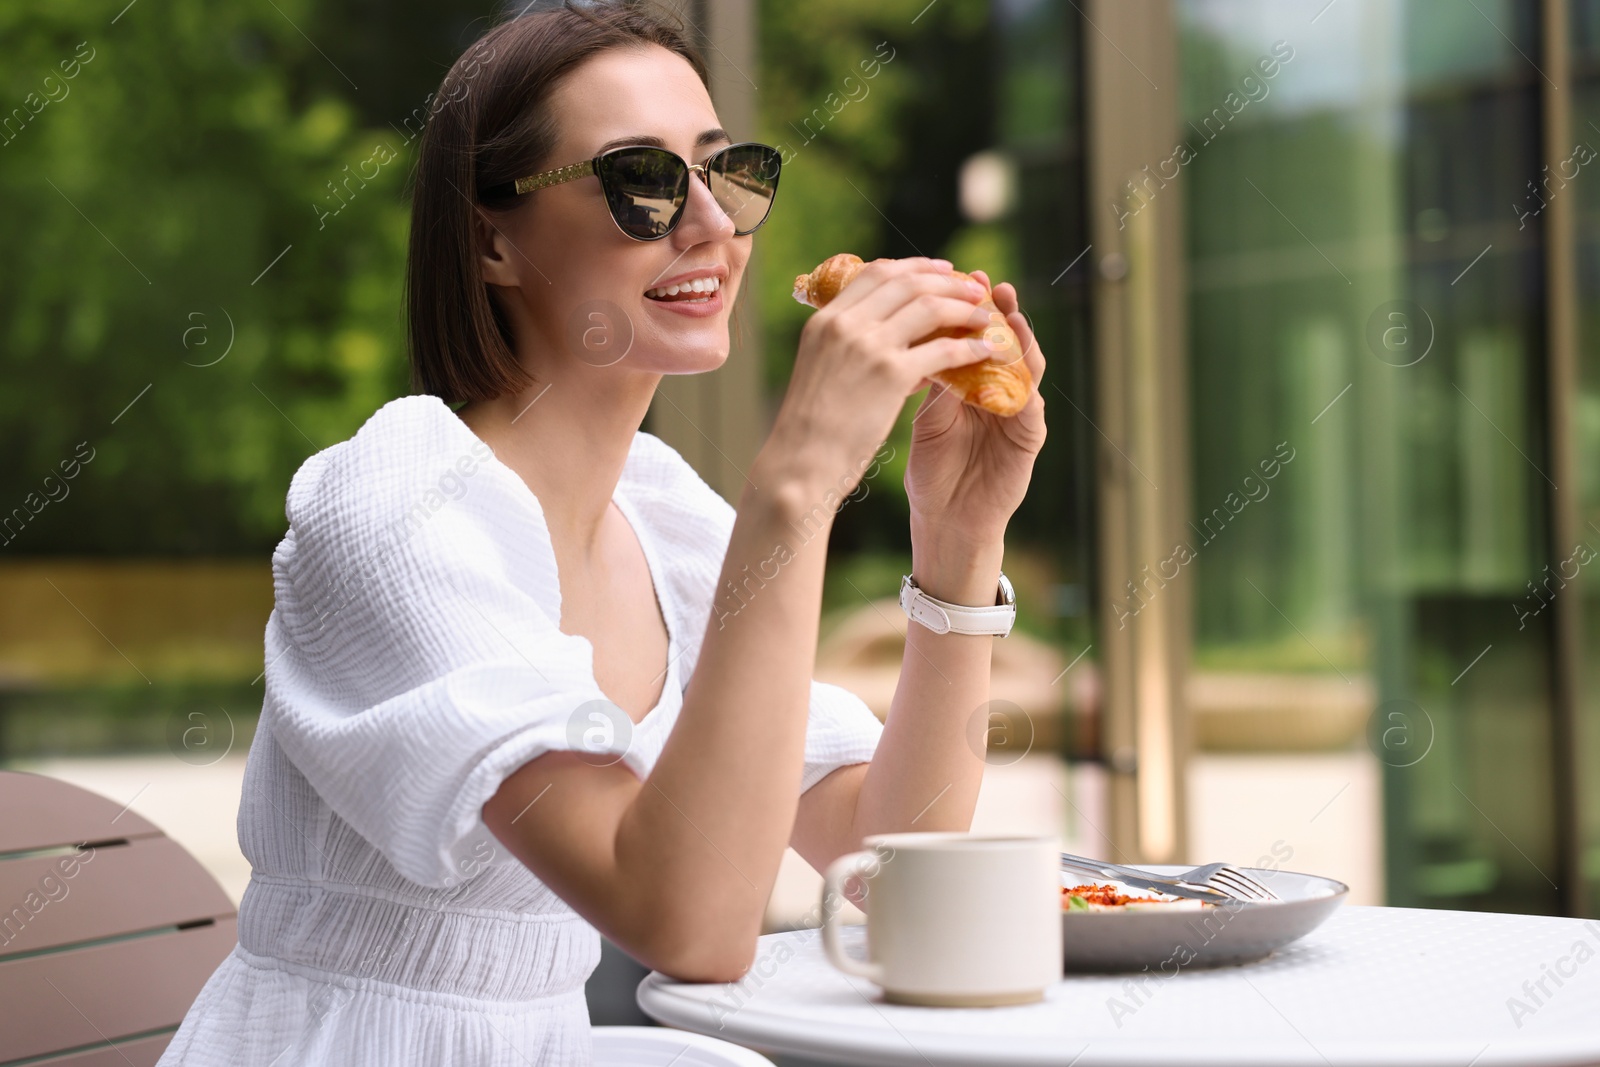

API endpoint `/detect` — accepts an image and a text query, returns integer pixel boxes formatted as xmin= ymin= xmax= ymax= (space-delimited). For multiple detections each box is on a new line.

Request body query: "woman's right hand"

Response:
xmin=757 ymin=256 xmax=997 ymax=501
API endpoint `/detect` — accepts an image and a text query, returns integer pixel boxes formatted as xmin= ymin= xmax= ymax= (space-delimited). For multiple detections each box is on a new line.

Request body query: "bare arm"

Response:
xmin=792 ymin=272 xmax=1048 ymax=876
xmin=789 ymin=534 xmax=1002 ymax=875
xmin=483 ymin=258 xmax=1000 ymax=982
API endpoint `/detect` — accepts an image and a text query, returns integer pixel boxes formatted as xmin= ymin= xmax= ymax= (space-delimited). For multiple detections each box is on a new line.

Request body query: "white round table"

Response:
xmin=637 ymin=905 xmax=1600 ymax=1066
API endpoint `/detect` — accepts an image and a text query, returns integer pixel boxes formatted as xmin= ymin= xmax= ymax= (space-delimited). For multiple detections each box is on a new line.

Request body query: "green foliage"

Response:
xmin=0 ymin=0 xmax=489 ymax=554
xmin=754 ymin=0 xmax=997 ymax=556
xmin=754 ymin=0 xmax=993 ymax=399
xmin=0 ymin=0 xmax=995 ymax=556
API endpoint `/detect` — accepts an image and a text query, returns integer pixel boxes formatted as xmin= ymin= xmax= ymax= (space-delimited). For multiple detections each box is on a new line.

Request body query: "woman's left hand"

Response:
xmin=903 ymin=270 xmax=1047 ymax=550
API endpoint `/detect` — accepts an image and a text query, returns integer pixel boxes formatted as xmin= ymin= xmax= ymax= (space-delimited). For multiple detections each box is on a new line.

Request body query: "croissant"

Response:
xmin=791 ymin=252 xmax=1032 ymax=417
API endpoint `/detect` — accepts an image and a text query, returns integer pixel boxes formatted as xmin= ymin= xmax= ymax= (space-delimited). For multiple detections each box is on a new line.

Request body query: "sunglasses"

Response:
xmin=482 ymin=141 xmax=782 ymax=241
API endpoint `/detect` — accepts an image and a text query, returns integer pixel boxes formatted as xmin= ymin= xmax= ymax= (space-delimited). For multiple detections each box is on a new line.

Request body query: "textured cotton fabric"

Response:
xmin=157 ymin=394 xmax=884 ymax=1066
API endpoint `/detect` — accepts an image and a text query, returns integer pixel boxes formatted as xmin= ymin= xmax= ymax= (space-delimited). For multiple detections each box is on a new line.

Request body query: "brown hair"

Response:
xmin=404 ymin=1 xmax=710 ymax=404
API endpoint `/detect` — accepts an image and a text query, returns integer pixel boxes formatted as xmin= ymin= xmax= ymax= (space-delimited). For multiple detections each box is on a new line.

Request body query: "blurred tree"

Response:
xmin=754 ymin=0 xmax=996 ymax=555
xmin=0 ymin=0 xmax=993 ymax=557
xmin=0 ymin=0 xmax=494 ymax=555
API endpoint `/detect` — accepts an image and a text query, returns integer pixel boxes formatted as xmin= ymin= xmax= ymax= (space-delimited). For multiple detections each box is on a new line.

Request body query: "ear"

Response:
xmin=474 ymin=208 xmax=522 ymax=289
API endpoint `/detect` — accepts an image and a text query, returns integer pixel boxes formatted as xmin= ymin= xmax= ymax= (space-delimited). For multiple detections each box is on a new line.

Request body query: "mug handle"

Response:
xmin=821 ymin=850 xmax=884 ymax=984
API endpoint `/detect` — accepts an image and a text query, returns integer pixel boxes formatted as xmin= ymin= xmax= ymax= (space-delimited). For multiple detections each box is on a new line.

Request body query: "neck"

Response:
xmin=456 ymin=356 xmax=659 ymax=558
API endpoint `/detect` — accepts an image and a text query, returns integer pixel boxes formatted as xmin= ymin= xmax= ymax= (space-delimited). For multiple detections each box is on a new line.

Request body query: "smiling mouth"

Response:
xmin=645 ymin=277 xmax=723 ymax=303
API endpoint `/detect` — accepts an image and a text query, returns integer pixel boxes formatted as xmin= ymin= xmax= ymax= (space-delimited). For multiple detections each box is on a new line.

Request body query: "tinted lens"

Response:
xmin=708 ymin=144 xmax=781 ymax=235
xmin=596 ymin=147 xmax=688 ymax=240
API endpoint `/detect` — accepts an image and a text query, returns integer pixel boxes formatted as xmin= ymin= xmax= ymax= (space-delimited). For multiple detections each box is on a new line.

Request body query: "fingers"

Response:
xmin=1013 ymin=315 xmax=1043 ymax=397
xmin=979 ymin=279 xmax=1044 ymax=389
xmin=988 ymin=278 xmax=1012 ymax=313
xmin=806 ymin=258 xmax=1045 ymax=405
xmin=875 ymin=291 xmax=995 ymax=350
xmin=1001 ymin=289 xmax=1045 ymax=388
xmin=907 ymin=376 xmax=961 ymax=424
xmin=820 ymin=256 xmax=953 ymax=314
xmin=905 ymin=334 xmax=1002 ymax=383
xmin=844 ymin=269 xmax=987 ymax=331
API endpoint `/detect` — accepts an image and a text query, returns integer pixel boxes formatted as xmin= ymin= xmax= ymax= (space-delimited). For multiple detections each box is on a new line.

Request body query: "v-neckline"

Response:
xmin=610 ymin=488 xmax=679 ymax=725
xmin=444 ymin=400 xmax=678 ymax=727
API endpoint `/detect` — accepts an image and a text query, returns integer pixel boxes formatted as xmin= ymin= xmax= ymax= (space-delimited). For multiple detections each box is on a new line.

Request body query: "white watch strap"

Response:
xmin=899 ymin=574 xmax=1016 ymax=637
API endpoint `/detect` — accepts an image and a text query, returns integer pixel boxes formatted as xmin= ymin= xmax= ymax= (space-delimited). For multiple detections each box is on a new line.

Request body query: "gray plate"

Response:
xmin=1060 ymin=865 xmax=1348 ymax=973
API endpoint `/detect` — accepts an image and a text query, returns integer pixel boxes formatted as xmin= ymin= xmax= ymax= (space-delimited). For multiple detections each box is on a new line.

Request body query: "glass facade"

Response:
xmin=995 ymin=0 xmax=1597 ymax=913
xmin=1178 ymin=0 xmax=1562 ymax=914
xmin=1569 ymin=0 xmax=1600 ymax=917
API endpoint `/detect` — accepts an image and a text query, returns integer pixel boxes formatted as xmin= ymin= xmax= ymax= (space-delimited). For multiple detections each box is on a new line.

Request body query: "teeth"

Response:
xmin=646 ymin=276 xmax=722 ymax=300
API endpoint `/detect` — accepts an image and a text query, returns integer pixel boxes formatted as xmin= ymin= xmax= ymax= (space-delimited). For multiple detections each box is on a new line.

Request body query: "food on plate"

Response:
xmin=1061 ymin=883 xmax=1211 ymax=912
xmin=790 ymin=252 xmax=1034 ymax=417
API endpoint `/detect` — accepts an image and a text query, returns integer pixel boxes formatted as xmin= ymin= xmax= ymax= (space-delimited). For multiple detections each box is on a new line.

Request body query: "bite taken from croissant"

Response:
xmin=791 ymin=252 xmax=1033 ymax=417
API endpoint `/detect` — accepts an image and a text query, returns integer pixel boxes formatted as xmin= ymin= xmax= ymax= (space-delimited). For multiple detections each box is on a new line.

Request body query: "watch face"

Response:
xmin=997 ymin=572 xmax=1015 ymax=606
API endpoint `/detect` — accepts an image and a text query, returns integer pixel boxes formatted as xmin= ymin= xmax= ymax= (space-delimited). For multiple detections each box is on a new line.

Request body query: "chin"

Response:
xmin=634 ymin=321 xmax=732 ymax=375
xmin=660 ymin=345 xmax=730 ymax=375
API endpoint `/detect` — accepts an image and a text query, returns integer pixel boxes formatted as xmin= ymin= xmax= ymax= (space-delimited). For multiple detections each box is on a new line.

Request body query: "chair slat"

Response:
xmin=0 ymin=837 xmax=236 ymax=958
xmin=0 ymin=772 xmax=159 ymax=853
xmin=0 ymin=917 xmax=236 ymax=1062
xmin=18 ymin=1029 xmax=174 ymax=1067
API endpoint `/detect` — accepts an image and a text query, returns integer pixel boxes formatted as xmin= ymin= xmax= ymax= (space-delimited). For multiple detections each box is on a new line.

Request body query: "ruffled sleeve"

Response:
xmin=265 ymin=396 xmax=618 ymax=889
xmin=796 ymin=679 xmax=884 ymax=791
xmin=620 ymin=432 xmax=884 ymax=792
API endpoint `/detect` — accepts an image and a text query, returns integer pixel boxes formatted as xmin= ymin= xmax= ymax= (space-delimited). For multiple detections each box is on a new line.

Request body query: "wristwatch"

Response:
xmin=899 ymin=572 xmax=1016 ymax=637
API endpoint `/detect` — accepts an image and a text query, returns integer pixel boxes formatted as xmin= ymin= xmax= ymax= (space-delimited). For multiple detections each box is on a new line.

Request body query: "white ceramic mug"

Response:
xmin=820 ymin=831 xmax=1062 ymax=1006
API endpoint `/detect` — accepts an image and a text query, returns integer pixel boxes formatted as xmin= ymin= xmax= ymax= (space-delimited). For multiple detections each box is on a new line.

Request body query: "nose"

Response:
xmin=669 ymin=164 xmax=737 ymax=246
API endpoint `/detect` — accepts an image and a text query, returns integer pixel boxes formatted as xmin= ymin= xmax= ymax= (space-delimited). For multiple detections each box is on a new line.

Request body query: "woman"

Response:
xmin=159 ymin=2 xmax=1046 ymax=1063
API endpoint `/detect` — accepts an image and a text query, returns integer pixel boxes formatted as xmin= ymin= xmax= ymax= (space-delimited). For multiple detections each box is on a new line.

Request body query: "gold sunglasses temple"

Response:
xmin=513 ymin=159 xmax=597 ymax=196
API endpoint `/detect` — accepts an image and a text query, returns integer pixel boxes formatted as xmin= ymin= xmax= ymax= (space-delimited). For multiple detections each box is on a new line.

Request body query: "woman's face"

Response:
xmin=478 ymin=44 xmax=750 ymax=378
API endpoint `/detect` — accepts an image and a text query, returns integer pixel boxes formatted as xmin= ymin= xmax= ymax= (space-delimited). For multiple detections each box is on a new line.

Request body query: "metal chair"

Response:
xmin=592 ymin=1025 xmax=775 ymax=1065
xmin=0 ymin=769 xmax=238 ymax=1066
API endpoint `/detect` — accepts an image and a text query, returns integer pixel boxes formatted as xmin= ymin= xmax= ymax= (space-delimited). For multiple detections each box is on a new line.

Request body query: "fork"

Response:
xmin=1059 ymin=852 xmax=1282 ymax=903
xmin=1177 ymin=861 xmax=1282 ymax=902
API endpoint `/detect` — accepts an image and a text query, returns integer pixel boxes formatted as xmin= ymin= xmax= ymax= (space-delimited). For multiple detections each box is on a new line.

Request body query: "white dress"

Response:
xmin=157 ymin=394 xmax=884 ymax=1066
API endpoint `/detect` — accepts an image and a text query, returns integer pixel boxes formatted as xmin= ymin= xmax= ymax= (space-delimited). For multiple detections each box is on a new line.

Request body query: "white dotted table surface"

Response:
xmin=637 ymin=906 xmax=1600 ymax=1066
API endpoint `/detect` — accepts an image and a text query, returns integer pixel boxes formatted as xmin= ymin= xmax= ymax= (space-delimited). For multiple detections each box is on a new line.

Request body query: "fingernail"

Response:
xmin=967 ymin=280 xmax=987 ymax=298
